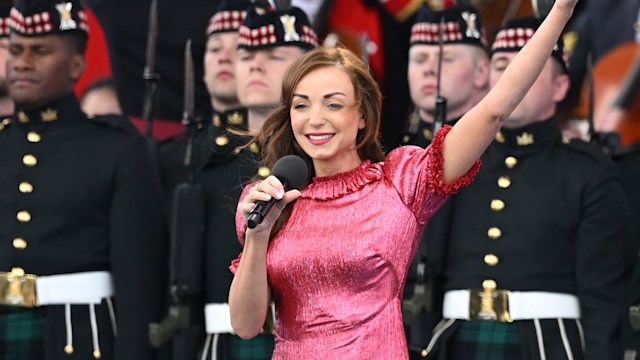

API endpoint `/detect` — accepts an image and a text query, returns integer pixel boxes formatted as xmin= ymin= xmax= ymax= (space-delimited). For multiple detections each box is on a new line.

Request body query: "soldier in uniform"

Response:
xmin=421 ymin=17 xmax=635 ymax=360
xmin=159 ymin=1 xmax=252 ymax=359
xmin=204 ymin=4 xmax=317 ymax=358
xmin=204 ymin=0 xmax=252 ymax=152
xmin=401 ymin=5 xmax=489 ymax=358
xmin=159 ymin=2 xmax=317 ymax=359
xmin=403 ymin=5 xmax=488 ymax=149
xmin=618 ymin=147 xmax=640 ymax=360
xmin=0 ymin=0 xmax=168 ymax=359
xmin=160 ymin=0 xmax=253 ymax=199
xmin=236 ymin=3 xmax=317 ymax=135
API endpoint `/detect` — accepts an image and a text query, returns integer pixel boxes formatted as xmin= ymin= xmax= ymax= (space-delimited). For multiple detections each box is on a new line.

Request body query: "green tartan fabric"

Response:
xmin=448 ymin=321 xmax=524 ymax=360
xmin=228 ymin=333 xmax=274 ymax=360
xmin=0 ymin=307 xmax=47 ymax=360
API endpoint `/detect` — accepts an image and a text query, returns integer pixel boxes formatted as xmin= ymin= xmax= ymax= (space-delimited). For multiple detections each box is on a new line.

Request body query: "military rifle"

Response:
xmin=148 ymin=39 xmax=206 ymax=349
xmin=433 ymin=16 xmax=448 ymax=134
xmin=142 ymin=0 xmax=159 ymax=138
xmin=402 ymin=15 xmax=448 ymax=326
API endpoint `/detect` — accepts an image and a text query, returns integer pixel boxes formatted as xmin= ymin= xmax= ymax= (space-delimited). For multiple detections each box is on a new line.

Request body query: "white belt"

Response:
xmin=204 ymin=303 xmax=234 ymax=334
xmin=443 ymin=290 xmax=581 ymax=321
xmin=36 ymin=271 xmax=114 ymax=305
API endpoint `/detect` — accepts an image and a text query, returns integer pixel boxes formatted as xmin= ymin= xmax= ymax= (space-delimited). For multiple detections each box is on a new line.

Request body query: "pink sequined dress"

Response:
xmin=232 ymin=127 xmax=479 ymax=359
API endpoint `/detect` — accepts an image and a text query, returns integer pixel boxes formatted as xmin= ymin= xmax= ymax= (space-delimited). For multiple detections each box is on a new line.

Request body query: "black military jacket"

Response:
xmin=0 ymin=94 xmax=168 ymax=360
xmin=160 ymin=108 xmax=270 ymax=358
xmin=401 ymin=115 xmax=439 ymax=149
xmin=612 ymin=147 xmax=640 ymax=356
xmin=442 ymin=118 xmax=634 ymax=358
xmin=161 ymin=108 xmax=265 ymax=303
xmin=401 ymin=116 xmax=457 ymax=353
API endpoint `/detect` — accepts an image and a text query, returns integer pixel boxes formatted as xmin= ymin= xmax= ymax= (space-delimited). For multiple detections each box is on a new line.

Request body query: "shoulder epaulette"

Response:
xmin=87 ymin=113 xmax=140 ymax=135
xmin=561 ymin=137 xmax=611 ymax=162
xmin=0 ymin=117 xmax=11 ymax=132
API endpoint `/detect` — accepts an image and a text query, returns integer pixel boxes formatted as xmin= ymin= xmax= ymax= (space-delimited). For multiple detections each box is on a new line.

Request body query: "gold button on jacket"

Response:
xmin=484 ymin=254 xmax=499 ymax=266
xmin=490 ymin=199 xmax=505 ymax=211
xmin=487 ymin=227 xmax=502 ymax=239
xmin=504 ymin=156 xmax=518 ymax=169
xmin=497 ymin=176 xmax=511 ymax=188
xmin=27 ymin=131 xmax=42 ymax=143
xmin=17 ymin=210 xmax=31 ymax=222
xmin=13 ymin=238 xmax=27 ymax=249
xmin=19 ymin=182 xmax=33 ymax=193
xmin=22 ymin=154 xmax=37 ymax=167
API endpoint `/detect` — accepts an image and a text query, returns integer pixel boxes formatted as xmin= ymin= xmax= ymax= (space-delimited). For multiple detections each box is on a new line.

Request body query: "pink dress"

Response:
xmin=232 ymin=127 xmax=479 ymax=359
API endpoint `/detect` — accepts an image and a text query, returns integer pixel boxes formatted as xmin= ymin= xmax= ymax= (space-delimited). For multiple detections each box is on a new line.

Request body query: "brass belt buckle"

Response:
xmin=0 ymin=268 xmax=38 ymax=307
xmin=469 ymin=288 xmax=512 ymax=322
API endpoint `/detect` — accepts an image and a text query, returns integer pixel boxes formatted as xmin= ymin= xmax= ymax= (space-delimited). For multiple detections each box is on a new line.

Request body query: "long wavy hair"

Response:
xmin=254 ymin=46 xmax=385 ymax=180
xmin=248 ymin=46 xmax=385 ymax=235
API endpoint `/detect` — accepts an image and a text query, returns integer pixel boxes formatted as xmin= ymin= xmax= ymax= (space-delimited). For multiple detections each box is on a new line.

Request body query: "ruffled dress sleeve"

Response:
xmin=384 ymin=125 xmax=481 ymax=224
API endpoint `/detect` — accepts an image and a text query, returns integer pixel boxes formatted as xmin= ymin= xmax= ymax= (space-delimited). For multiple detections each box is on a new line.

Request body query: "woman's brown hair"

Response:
xmin=253 ymin=46 xmax=385 ymax=182
xmin=247 ymin=46 xmax=385 ymax=235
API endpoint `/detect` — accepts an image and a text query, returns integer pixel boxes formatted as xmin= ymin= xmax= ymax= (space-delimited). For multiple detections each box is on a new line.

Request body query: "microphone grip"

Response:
xmin=246 ymin=199 xmax=276 ymax=229
xmin=246 ymin=177 xmax=293 ymax=229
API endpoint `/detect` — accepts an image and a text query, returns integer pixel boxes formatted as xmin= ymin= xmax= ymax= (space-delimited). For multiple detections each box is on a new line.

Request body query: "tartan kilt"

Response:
xmin=425 ymin=319 xmax=586 ymax=360
xmin=0 ymin=307 xmax=47 ymax=360
xmin=203 ymin=333 xmax=274 ymax=360
xmin=1 ymin=302 xmax=117 ymax=360
xmin=444 ymin=321 xmax=523 ymax=360
xmin=228 ymin=333 xmax=274 ymax=360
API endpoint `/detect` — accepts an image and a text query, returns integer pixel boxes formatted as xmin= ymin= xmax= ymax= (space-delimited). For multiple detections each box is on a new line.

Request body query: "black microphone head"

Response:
xmin=270 ymin=155 xmax=308 ymax=190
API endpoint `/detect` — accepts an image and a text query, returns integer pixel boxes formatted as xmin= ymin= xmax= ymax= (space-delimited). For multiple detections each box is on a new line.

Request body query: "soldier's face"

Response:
xmin=408 ymin=44 xmax=489 ymax=121
xmin=7 ymin=33 xmax=84 ymax=110
xmin=236 ymin=46 xmax=306 ymax=110
xmin=204 ymin=32 xmax=240 ymax=109
xmin=490 ymin=52 xmax=569 ymax=128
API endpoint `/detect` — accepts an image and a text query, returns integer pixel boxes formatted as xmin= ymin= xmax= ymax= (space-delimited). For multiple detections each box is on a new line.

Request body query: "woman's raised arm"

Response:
xmin=441 ymin=0 xmax=578 ymax=184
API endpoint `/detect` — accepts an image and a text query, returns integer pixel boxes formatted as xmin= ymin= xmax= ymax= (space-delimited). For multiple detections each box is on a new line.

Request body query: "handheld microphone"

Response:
xmin=246 ymin=155 xmax=308 ymax=229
